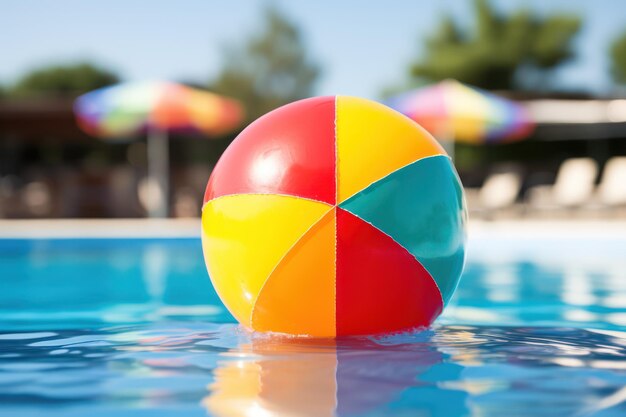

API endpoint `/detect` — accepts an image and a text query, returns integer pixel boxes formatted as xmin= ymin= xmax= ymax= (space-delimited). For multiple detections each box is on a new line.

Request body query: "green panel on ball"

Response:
xmin=339 ymin=155 xmax=467 ymax=304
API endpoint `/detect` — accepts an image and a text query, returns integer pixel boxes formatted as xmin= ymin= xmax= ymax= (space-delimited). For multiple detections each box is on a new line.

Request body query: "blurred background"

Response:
xmin=2 ymin=0 xmax=626 ymax=220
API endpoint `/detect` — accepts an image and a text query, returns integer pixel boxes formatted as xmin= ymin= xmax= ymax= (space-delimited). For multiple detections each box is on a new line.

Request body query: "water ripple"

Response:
xmin=0 ymin=323 xmax=625 ymax=416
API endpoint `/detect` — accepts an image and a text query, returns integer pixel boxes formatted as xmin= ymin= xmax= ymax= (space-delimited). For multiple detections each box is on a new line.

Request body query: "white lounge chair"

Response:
xmin=468 ymin=168 xmax=523 ymax=218
xmin=597 ymin=157 xmax=626 ymax=207
xmin=527 ymin=158 xmax=599 ymax=211
xmin=479 ymin=171 xmax=523 ymax=212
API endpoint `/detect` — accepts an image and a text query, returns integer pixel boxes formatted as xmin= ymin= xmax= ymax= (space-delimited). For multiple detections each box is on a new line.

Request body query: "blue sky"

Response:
xmin=1 ymin=0 xmax=626 ymax=98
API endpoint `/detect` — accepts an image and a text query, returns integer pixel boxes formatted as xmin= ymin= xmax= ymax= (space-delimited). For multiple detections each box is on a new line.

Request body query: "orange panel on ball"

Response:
xmin=252 ymin=209 xmax=336 ymax=337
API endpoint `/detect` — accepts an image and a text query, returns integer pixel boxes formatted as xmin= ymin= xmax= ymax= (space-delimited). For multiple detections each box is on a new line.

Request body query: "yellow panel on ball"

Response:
xmin=252 ymin=208 xmax=336 ymax=337
xmin=201 ymin=194 xmax=332 ymax=327
xmin=335 ymin=96 xmax=446 ymax=203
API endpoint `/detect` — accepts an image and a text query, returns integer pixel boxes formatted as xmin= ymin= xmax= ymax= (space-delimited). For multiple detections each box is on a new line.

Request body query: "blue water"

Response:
xmin=1 ymin=236 xmax=626 ymax=416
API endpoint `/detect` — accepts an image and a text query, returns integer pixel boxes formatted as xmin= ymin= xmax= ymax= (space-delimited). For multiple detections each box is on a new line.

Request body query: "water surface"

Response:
xmin=1 ymin=236 xmax=625 ymax=416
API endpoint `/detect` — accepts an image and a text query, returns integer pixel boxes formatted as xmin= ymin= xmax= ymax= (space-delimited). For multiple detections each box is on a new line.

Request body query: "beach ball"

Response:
xmin=201 ymin=96 xmax=467 ymax=337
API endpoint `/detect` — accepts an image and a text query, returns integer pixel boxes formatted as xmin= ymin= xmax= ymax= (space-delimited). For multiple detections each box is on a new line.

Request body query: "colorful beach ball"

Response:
xmin=201 ymin=96 xmax=467 ymax=337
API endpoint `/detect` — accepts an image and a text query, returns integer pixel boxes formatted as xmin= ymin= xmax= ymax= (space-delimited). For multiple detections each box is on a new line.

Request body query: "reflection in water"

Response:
xmin=0 ymin=239 xmax=229 ymax=331
xmin=443 ymin=236 xmax=626 ymax=331
xmin=143 ymin=245 xmax=168 ymax=303
xmin=1 ymin=324 xmax=626 ymax=416
xmin=203 ymin=335 xmax=454 ymax=417
xmin=201 ymin=326 xmax=626 ymax=417
xmin=205 ymin=338 xmax=339 ymax=417
xmin=442 ymin=256 xmax=626 ymax=331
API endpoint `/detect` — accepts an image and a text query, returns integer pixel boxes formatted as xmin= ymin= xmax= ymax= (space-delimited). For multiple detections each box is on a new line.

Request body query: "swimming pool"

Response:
xmin=1 ymin=223 xmax=626 ymax=416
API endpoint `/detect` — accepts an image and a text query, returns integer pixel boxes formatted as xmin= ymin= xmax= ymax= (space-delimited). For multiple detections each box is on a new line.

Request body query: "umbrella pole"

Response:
xmin=439 ymin=124 xmax=455 ymax=162
xmin=444 ymin=139 xmax=455 ymax=162
xmin=147 ymin=128 xmax=169 ymax=218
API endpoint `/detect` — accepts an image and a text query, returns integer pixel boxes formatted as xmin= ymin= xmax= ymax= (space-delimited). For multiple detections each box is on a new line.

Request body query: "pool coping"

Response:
xmin=0 ymin=218 xmax=626 ymax=239
xmin=0 ymin=219 xmax=201 ymax=238
xmin=470 ymin=219 xmax=626 ymax=239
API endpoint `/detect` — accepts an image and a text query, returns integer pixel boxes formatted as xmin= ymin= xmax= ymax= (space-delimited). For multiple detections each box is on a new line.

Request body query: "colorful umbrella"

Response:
xmin=384 ymin=79 xmax=533 ymax=150
xmin=74 ymin=81 xmax=244 ymax=217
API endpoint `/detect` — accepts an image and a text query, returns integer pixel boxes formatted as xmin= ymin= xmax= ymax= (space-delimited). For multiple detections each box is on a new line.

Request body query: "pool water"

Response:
xmin=1 ymin=235 xmax=626 ymax=416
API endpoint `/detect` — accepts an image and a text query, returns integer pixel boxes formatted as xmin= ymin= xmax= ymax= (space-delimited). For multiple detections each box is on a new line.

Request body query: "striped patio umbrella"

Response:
xmin=384 ymin=80 xmax=533 ymax=156
xmin=74 ymin=81 xmax=244 ymax=217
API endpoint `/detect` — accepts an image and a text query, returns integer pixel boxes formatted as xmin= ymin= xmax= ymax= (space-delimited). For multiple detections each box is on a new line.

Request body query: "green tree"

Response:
xmin=409 ymin=0 xmax=581 ymax=90
xmin=209 ymin=6 xmax=320 ymax=123
xmin=12 ymin=62 xmax=120 ymax=97
xmin=610 ymin=31 xmax=626 ymax=85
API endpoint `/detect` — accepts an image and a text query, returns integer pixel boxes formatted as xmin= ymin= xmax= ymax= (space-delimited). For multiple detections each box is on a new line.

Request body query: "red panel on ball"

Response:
xmin=336 ymin=208 xmax=443 ymax=336
xmin=204 ymin=96 xmax=337 ymax=205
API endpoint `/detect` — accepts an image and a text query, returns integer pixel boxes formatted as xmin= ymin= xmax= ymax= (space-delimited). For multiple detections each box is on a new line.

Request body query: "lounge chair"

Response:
xmin=479 ymin=171 xmax=523 ymax=211
xmin=596 ymin=157 xmax=626 ymax=207
xmin=468 ymin=168 xmax=523 ymax=218
xmin=527 ymin=158 xmax=599 ymax=211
